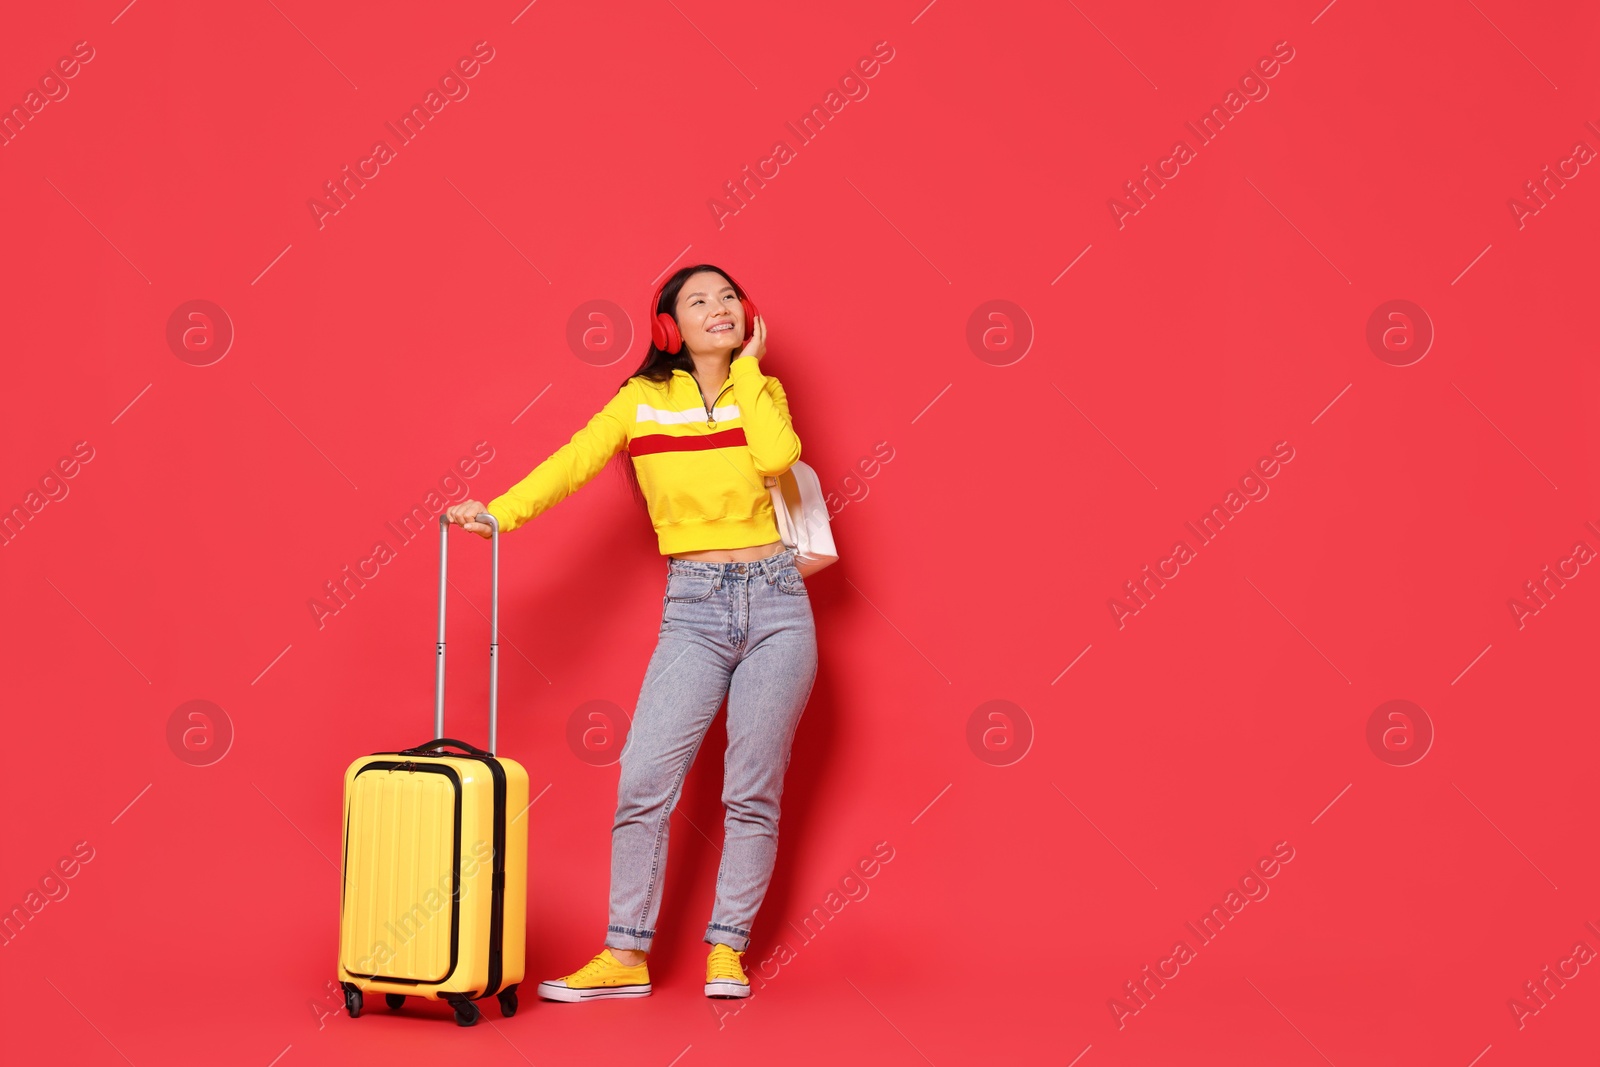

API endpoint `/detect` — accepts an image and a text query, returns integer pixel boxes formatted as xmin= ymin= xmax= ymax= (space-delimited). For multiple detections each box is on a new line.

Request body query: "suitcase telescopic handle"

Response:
xmin=435 ymin=511 xmax=500 ymax=752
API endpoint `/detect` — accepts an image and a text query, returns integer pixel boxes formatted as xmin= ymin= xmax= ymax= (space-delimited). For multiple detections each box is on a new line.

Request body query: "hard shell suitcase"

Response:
xmin=336 ymin=512 xmax=529 ymax=1027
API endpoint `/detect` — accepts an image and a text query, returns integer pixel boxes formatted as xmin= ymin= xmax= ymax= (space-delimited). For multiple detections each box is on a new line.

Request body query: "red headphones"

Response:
xmin=649 ymin=268 xmax=760 ymax=354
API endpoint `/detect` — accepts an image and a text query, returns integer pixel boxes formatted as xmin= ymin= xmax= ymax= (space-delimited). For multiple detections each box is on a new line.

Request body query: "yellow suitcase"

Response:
xmin=337 ymin=513 xmax=528 ymax=1026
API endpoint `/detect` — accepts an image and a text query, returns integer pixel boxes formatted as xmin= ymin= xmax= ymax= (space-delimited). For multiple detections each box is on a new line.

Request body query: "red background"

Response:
xmin=3 ymin=1 xmax=1597 ymax=1064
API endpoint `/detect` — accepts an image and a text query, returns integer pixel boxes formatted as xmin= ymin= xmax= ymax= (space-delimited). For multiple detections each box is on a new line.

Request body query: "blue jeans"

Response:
xmin=605 ymin=546 xmax=819 ymax=954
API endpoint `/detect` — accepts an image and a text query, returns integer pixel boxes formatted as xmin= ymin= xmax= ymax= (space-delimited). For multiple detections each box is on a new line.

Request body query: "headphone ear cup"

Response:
xmin=652 ymin=311 xmax=681 ymax=354
xmin=741 ymin=298 xmax=759 ymax=340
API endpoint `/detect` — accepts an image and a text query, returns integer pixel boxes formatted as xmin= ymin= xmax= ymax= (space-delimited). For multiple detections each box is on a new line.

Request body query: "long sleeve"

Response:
xmin=486 ymin=384 xmax=633 ymax=533
xmin=727 ymin=355 xmax=801 ymax=476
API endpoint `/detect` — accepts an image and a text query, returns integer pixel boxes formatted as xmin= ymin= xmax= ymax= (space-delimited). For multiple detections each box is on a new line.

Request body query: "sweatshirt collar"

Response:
xmin=671 ymin=357 xmax=751 ymax=381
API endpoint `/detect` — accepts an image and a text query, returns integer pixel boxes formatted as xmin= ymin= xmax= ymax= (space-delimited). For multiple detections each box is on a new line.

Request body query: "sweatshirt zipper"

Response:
xmin=703 ymin=381 xmax=734 ymax=429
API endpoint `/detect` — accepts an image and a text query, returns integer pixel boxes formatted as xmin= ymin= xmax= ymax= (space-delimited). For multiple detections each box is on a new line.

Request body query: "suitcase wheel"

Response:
xmin=497 ymin=986 xmax=519 ymax=1018
xmin=385 ymin=994 xmax=406 ymax=1011
xmin=341 ymin=983 xmax=363 ymax=1019
xmin=452 ymin=999 xmax=480 ymax=1027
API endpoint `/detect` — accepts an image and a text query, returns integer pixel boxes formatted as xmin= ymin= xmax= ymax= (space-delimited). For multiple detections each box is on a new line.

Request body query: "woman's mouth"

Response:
xmin=708 ymin=322 xmax=735 ymax=334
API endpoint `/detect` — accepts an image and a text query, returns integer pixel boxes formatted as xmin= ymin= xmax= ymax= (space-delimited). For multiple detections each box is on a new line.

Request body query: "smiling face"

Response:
xmin=673 ymin=271 xmax=746 ymax=356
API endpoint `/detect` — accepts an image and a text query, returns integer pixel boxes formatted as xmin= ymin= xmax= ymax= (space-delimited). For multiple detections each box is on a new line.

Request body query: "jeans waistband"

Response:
xmin=666 ymin=546 xmax=794 ymax=580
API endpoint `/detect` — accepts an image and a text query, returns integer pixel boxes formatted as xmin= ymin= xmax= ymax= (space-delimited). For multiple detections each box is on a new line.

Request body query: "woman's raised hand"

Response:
xmin=445 ymin=500 xmax=494 ymax=539
xmin=739 ymin=313 xmax=766 ymax=363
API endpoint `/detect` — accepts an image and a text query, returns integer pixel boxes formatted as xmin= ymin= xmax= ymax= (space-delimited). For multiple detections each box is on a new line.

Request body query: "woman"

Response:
xmin=446 ymin=265 xmax=818 ymax=1003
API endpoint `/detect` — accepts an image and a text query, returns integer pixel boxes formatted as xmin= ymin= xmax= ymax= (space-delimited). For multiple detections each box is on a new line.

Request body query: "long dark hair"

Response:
xmin=611 ymin=263 xmax=751 ymax=511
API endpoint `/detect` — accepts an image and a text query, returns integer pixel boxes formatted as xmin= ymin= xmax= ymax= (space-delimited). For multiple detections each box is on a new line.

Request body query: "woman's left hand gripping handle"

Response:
xmin=446 ymin=500 xmax=494 ymax=539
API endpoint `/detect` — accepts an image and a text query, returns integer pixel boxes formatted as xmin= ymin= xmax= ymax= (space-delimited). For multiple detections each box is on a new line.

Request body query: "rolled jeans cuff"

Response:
xmin=704 ymin=921 xmax=752 ymax=952
xmin=606 ymin=924 xmax=655 ymax=952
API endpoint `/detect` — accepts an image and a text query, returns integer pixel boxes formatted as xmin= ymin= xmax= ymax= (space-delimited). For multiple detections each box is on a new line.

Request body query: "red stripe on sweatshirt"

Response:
xmin=628 ymin=427 xmax=749 ymax=457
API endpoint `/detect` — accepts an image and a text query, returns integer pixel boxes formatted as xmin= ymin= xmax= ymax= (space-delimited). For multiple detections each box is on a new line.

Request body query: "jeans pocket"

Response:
xmin=774 ymin=565 xmax=808 ymax=597
xmin=665 ymin=571 xmax=717 ymax=603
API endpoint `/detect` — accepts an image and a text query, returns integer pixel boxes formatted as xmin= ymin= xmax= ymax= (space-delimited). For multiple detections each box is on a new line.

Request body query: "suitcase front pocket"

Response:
xmin=340 ymin=763 xmax=461 ymax=984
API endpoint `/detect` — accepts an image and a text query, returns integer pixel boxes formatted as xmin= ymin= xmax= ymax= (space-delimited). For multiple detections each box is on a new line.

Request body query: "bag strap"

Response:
xmin=765 ymin=475 xmax=798 ymax=548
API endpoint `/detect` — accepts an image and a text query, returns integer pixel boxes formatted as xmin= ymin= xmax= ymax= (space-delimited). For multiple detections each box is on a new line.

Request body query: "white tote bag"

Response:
xmin=764 ymin=461 xmax=838 ymax=578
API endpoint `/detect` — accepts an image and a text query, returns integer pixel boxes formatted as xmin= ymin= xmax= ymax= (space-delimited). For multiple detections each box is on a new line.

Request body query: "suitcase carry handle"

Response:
xmin=436 ymin=512 xmax=500 ymax=752
xmin=400 ymin=737 xmax=491 ymax=757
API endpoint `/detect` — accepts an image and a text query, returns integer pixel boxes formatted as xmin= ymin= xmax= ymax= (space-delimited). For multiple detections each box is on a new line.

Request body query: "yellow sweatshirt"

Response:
xmin=486 ymin=355 xmax=801 ymax=554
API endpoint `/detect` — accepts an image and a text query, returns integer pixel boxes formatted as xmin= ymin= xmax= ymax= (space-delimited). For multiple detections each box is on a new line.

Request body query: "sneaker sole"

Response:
xmin=704 ymin=980 xmax=752 ymax=999
xmin=537 ymin=981 xmax=651 ymax=1002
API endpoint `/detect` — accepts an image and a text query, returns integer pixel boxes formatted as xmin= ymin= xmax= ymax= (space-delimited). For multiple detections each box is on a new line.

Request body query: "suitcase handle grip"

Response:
xmin=436 ymin=512 xmax=500 ymax=751
xmin=400 ymin=737 xmax=491 ymax=757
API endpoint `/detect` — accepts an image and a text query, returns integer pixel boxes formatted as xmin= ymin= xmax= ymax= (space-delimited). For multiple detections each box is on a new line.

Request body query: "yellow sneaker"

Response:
xmin=705 ymin=943 xmax=752 ymax=999
xmin=536 ymin=948 xmax=651 ymax=1002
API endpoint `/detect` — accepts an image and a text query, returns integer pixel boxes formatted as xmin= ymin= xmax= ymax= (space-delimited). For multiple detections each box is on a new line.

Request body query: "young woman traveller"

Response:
xmin=445 ymin=265 xmax=819 ymax=1002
